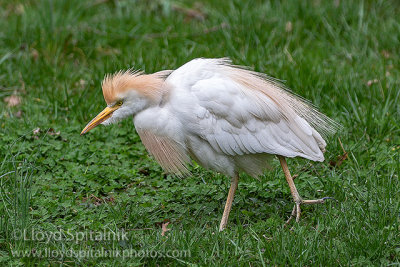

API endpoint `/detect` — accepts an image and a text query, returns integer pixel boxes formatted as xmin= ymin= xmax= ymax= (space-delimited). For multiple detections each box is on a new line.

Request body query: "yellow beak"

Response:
xmin=80 ymin=106 xmax=119 ymax=135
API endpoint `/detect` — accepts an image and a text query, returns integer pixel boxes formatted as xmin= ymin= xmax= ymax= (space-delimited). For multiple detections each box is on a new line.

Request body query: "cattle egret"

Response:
xmin=81 ymin=58 xmax=338 ymax=231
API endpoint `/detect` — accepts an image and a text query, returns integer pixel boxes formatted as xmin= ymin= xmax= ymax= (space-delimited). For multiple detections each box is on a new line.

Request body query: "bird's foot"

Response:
xmin=285 ymin=197 xmax=335 ymax=226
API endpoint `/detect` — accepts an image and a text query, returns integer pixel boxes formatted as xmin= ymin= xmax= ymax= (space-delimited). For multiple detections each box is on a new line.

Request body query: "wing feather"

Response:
xmin=167 ymin=58 xmax=339 ymax=162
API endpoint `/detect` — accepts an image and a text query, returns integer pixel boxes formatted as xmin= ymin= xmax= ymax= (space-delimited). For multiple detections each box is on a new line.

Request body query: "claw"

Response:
xmin=285 ymin=197 xmax=335 ymax=227
xmin=285 ymin=205 xmax=296 ymax=226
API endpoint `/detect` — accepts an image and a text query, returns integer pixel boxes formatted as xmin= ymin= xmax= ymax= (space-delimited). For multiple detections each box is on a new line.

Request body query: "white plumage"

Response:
xmin=134 ymin=58 xmax=335 ymax=176
xmin=81 ymin=58 xmax=338 ymax=230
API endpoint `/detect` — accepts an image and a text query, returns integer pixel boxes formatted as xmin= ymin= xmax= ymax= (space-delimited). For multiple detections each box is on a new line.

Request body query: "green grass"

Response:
xmin=0 ymin=0 xmax=399 ymax=265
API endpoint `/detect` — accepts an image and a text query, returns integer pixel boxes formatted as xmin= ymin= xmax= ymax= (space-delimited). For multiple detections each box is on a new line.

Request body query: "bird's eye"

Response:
xmin=115 ymin=101 xmax=123 ymax=106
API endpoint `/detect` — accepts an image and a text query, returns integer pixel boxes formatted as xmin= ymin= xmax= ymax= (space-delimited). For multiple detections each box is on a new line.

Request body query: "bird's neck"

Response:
xmin=128 ymin=74 xmax=168 ymax=105
xmin=122 ymin=74 xmax=172 ymax=118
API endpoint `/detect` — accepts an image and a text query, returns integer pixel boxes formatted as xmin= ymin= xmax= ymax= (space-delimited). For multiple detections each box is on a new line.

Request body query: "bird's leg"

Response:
xmin=278 ymin=155 xmax=302 ymax=222
xmin=278 ymin=156 xmax=330 ymax=224
xmin=219 ymin=173 xmax=239 ymax=232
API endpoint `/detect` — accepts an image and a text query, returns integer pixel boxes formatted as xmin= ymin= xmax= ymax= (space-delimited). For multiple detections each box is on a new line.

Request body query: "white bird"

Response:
xmin=81 ymin=58 xmax=338 ymax=231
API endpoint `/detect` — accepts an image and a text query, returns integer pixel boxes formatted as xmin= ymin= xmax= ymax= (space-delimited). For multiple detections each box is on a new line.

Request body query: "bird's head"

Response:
xmin=81 ymin=70 xmax=165 ymax=135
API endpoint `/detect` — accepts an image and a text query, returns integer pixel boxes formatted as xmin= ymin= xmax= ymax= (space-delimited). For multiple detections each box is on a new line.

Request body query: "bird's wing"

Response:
xmin=167 ymin=58 xmax=338 ymax=161
xmin=134 ymin=106 xmax=190 ymax=174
